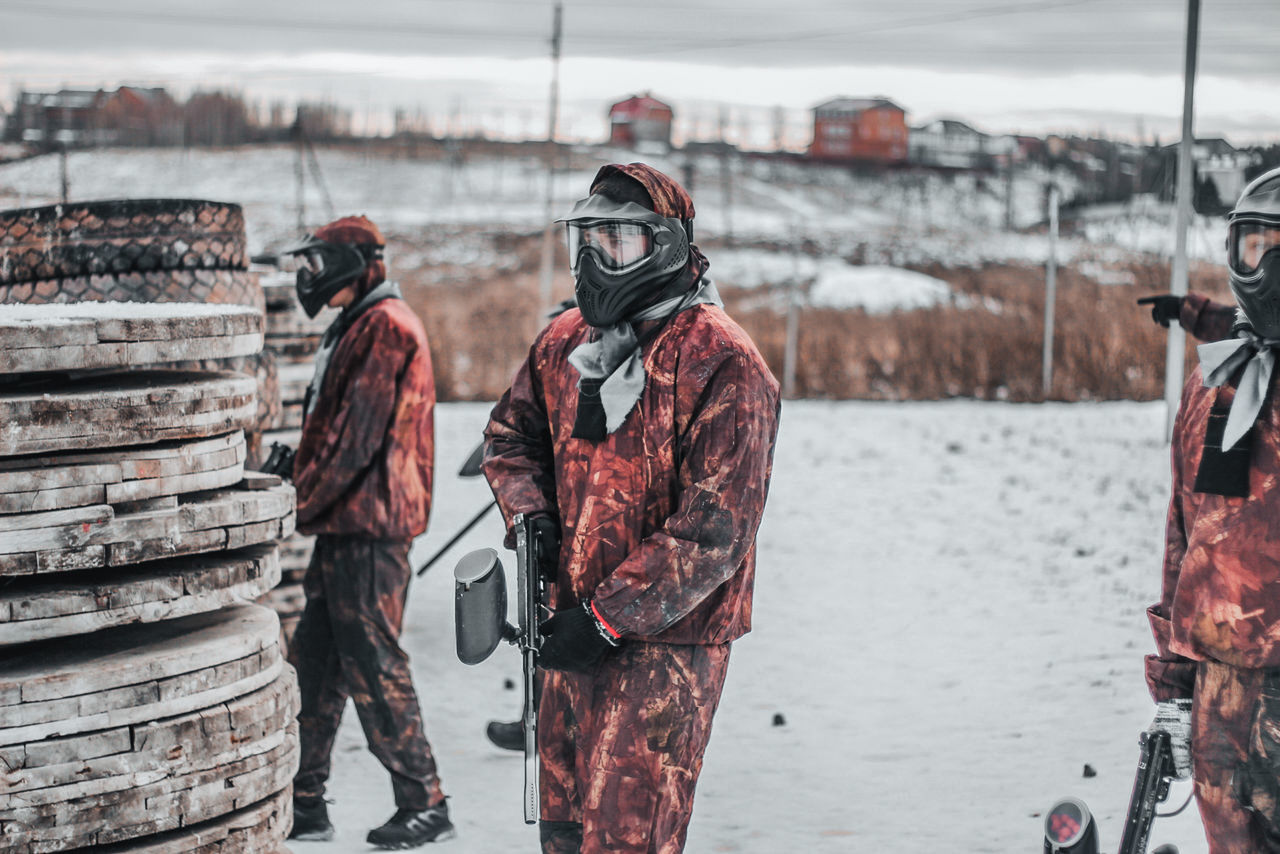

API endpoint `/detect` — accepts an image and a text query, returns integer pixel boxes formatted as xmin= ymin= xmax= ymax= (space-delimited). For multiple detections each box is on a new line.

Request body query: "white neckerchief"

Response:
xmin=1198 ymin=327 xmax=1280 ymax=451
xmin=567 ymin=278 xmax=723 ymax=434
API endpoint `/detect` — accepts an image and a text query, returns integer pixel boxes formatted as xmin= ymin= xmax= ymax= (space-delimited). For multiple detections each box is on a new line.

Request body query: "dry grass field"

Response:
xmin=391 ymin=227 xmax=1230 ymax=404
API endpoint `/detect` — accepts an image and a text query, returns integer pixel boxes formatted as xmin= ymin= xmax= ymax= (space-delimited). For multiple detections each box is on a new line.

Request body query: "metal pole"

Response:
xmin=783 ymin=234 xmax=801 ymax=398
xmin=1042 ymin=185 xmax=1060 ymax=398
xmin=294 ymin=125 xmax=306 ymax=232
xmin=59 ymin=144 xmax=69 ymax=204
xmin=1164 ymin=0 xmax=1199 ymax=441
xmin=537 ymin=1 xmax=563 ymax=320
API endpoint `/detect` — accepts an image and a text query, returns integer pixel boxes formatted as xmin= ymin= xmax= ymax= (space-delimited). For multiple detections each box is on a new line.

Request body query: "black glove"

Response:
xmin=260 ymin=441 xmax=295 ymax=480
xmin=1137 ymin=294 xmax=1184 ymax=329
xmin=529 ymin=514 xmax=561 ymax=582
xmin=538 ymin=602 xmax=621 ymax=672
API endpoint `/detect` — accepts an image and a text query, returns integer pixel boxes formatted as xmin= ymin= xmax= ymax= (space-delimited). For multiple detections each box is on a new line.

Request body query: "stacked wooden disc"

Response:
xmin=0 ymin=302 xmax=298 ymax=851
xmin=0 ymin=199 xmax=276 ymax=469
xmin=257 ymin=271 xmax=335 ymax=644
xmin=0 ymin=606 xmax=296 ymax=853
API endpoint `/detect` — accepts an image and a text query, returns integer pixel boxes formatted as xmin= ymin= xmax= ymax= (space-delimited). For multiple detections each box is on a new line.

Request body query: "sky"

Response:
xmin=3 ymin=0 xmax=1279 ymax=148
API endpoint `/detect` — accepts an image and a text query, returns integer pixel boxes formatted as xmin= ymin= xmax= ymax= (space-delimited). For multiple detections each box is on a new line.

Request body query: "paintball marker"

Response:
xmin=1044 ymin=730 xmax=1184 ymax=854
xmin=453 ymin=512 xmax=548 ymax=825
xmin=259 ymin=441 xmax=295 ymax=480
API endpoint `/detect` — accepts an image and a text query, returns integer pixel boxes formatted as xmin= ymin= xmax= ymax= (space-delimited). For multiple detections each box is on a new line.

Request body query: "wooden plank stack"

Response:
xmin=0 ymin=301 xmax=299 ymax=852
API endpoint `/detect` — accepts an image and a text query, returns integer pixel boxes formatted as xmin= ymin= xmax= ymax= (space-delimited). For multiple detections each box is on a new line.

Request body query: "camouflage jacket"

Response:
xmin=293 ymin=298 xmax=434 ymax=540
xmin=1146 ymin=365 xmax=1280 ymax=701
xmin=1180 ymin=292 xmax=1237 ymax=343
xmin=484 ymin=304 xmax=780 ymax=644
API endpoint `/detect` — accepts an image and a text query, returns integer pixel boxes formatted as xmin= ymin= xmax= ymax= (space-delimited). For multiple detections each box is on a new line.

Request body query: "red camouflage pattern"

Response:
xmin=1182 ymin=292 xmax=1238 ymax=343
xmin=290 ymin=535 xmax=446 ymax=810
xmin=292 ymin=298 xmax=434 ymax=539
xmin=590 ymin=163 xmax=695 ymax=221
xmin=484 ymin=280 xmax=778 ymax=851
xmin=484 ymin=303 xmax=780 ymax=642
xmin=1184 ymin=661 xmax=1280 ymax=853
xmin=1146 ymin=368 xmax=1280 ymax=699
xmin=538 ymin=643 xmax=732 ymax=853
xmin=1147 ymin=366 xmax=1280 ymax=848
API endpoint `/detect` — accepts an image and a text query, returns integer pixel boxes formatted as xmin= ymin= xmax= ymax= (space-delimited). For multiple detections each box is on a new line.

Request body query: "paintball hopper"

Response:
xmin=453 ymin=548 xmax=517 ymax=665
xmin=1043 ymin=797 xmax=1097 ymax=854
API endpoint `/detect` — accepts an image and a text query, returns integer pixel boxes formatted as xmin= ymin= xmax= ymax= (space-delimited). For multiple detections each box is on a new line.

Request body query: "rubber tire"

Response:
xmin=0 ymin=268 xmax=264 ymax=315
xmin=0 ymin=198 xmax=246 ymax=285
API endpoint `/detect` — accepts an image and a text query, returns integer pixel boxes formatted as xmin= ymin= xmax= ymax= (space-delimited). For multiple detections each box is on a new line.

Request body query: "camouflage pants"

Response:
xmin=289 ymin=535 xmax=445 ymax=810
xmin=1191 ymin=661 xmax=1280 ymax=853
xmin=539 ymin=641 xmax=732 ymax=854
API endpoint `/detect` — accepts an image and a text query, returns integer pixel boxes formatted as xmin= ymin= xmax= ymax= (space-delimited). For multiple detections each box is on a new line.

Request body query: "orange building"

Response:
xmin=808 ymin=97 xmax=908 ymax=164
xmin=608 ymin=93 xmax=674 ymax=150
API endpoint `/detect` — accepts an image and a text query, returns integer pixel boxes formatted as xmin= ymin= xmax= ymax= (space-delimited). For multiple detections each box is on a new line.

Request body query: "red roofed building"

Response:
xmin=809 ymin=97 xmax=908 ymax=164
xmin=608 ymin=93 xmax=673 ymax=150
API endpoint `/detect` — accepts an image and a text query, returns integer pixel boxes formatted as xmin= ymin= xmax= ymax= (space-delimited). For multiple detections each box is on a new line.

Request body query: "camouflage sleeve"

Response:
xmin=293 ymin=314 xmax=410 ymax=526
xmin=592 ymin=352 xmax=780 ymax=637
xmin=483 ymin=342 xmax=558 ymax=542
xmin=1180 ymin=292 xmax=1236 ymax=343
xmin=1145 ymin=379 xmax=1197 ymax=702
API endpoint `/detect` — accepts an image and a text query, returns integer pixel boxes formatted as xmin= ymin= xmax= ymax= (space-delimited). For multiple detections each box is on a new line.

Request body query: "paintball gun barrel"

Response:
xmin=1043 ymin=729 xmax=1181 ymax=854
xmin=453 ymin=513 xmax=547 ymax=825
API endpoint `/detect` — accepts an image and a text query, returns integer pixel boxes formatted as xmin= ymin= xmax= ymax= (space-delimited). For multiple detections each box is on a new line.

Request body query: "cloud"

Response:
xmin=2 ymin=0 xmax=1277 ymax=143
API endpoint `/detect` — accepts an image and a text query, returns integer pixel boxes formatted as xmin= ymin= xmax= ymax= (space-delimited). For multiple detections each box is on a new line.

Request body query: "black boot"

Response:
xmin=367 ymin=802 xmax=456 ymax=849
xmin=289 ymin=797 xmax=335 ymax=842
xmin=485 ymin=719 xmax=523 ymax=752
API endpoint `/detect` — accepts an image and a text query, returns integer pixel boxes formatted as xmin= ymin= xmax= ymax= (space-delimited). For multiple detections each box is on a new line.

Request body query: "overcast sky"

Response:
xmin=3 ymin=0 xmax=1278 ymax=147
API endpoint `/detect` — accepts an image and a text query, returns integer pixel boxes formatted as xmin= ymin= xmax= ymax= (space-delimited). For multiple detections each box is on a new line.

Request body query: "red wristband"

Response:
xmin=590 ymin=600 xmax=622 ymax=640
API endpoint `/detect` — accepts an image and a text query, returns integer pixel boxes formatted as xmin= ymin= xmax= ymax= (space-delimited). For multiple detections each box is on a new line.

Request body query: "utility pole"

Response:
xmin=537 ymin=1 xmax=564 ymax=321
xmin=1042 ymin=184 xmax=1060 ymax=398
xmin=719 ymin=106 xmax=733 ymax=247
xmin=1164 ymin=0 xmax=1200 ymax=441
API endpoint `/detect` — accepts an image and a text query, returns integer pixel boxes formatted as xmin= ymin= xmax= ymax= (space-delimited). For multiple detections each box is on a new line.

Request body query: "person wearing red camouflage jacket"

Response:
xmin=280 ymin=215 xmax=454 ymax=849
xmin=1138 ymin=291 xmax=1238 ymax=343
xmin=483 ymin=163 xmax=780 ymax=854
xmin=1146 ymin=166 xmax=1280 ymax=853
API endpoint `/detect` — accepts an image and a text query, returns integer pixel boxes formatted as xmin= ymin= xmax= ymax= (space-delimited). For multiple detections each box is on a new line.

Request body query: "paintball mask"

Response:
xmin=558 ymin=194 xmax=690 ymax=327
xmin=1227 ymin=167 xmax=1280 ymax=339
xmin=280 ymin=231 xmax=383 ymax=318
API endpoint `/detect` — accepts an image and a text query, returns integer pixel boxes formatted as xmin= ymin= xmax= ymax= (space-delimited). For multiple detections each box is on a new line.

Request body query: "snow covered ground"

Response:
xmin=295 ymin=399 xmax=1209 ymax=854
xmin=0 ymin=145 xmax=1227 ymax=851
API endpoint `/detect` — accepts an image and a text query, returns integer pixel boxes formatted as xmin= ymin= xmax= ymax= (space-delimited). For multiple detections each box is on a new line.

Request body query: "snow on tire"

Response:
xmin=0 ymin=198 xmax=246 ymax=285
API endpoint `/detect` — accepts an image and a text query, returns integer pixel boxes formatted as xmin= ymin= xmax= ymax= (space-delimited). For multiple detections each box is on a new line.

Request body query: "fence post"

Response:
xmin=1042 ymin=184 xmax=1060 ymax=399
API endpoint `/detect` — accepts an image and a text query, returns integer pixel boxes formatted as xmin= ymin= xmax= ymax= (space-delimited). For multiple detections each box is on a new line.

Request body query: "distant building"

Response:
xmin=6 ymin=86 xmax=181 ymax=147
xmin=1159 ymin=137 xmax=1256 ymax=207
xmin=608 ymin=93 xmax=673 ymax=150
xmin=8 ymin=89 xmax=106 ymax=146
xmin=908 ymin=118 xmax=992 ymax=170
xmin=101 ymin=86 xmax=183 ymax=146
xmin=808 ymin=97 xmax=908 ymax=164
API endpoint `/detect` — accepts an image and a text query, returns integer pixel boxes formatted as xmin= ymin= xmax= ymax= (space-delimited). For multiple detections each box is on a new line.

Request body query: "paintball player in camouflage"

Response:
xmin=280 ymin=216 xmax=454 ymax=848
xmin=483 ymin=163 xmax=781 ymax=853
xmin=1145 ymin=166 xmax=1280 ymax=852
